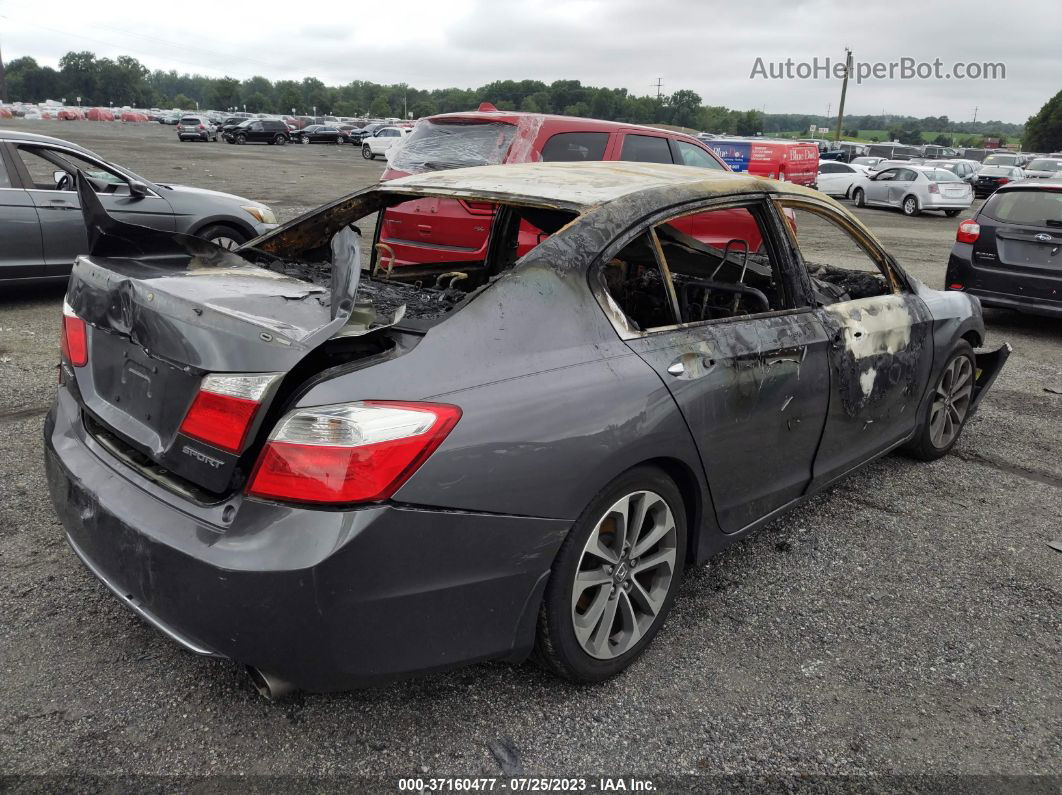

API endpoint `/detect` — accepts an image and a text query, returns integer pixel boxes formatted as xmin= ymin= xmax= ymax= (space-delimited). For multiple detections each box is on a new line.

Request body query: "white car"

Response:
xmin=851 ymin=165 xmax=973 ymax=217
xmin=361 ymin=126 xmax=411 ymax=160
xmin=816 ymin=161 xmax=870 ymax=198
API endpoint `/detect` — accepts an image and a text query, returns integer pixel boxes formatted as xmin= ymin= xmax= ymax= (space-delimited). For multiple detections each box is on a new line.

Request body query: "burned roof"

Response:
xmin=383 ymin=161 xmax=824 ymax=211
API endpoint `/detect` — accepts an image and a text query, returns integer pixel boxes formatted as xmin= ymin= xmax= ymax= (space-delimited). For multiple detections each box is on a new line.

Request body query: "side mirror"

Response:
xmin=128 ymin=180 xmax=149 ymax=198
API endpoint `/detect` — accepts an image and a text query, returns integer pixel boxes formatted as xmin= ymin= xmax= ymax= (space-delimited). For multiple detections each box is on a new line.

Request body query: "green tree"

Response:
xmin=1023 ymin=90 xmax=1062 ymax=152
xmin=275 ymin=80 xmax=301 ymax=114
xmin=369 ymin=95 xmax=392 ymax=118
xmin=300 ymin=77 xmax=329 ymax=114
xmin=667 ymin=89 xmax=702 ymax=129
xmin=210 ymin=77 xmax=240 ymax=111
xmin=58 ymin=51 xmax=97 ymax=101
xmin=172 ymin=93 xmax=195 ymax=109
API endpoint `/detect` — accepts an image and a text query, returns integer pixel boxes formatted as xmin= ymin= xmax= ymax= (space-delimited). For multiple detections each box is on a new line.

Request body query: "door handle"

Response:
xmin=667 ymin=362 xmax=685 ymax=376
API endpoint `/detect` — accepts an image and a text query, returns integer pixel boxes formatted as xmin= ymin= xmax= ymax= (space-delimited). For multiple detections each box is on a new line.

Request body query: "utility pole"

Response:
xmin=0 ymin=41 xmax=7 ymax=104
xmin=834 ymin=48 xmax=852 ymax=142
xmin=654 ymin=77 xmax=663 ymax=102
xmin=972 ymin=106 xmax=978 ymax=123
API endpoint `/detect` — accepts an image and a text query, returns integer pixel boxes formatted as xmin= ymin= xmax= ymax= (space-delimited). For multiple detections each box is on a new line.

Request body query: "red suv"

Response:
xmin=379 ymin=106 xmax=746 ymax=269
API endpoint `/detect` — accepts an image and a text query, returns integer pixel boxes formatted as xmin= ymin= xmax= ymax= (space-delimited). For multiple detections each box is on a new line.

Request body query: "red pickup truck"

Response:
xmin=378 ymin=107 xmax=768 ymax=269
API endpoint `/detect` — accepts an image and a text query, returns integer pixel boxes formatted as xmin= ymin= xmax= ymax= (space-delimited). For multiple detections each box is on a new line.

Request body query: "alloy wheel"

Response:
xmin=571 ymin=490 xmax=677 ymax=660
xmin=210 ymin=235 xmax=240 ymax=251
xmin=929 ymin=355 xmax=974 ymax=448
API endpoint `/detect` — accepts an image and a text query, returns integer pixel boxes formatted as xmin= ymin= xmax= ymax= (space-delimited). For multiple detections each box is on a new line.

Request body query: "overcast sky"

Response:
xmin=0 ymin=0 xmax=1053 ymax=122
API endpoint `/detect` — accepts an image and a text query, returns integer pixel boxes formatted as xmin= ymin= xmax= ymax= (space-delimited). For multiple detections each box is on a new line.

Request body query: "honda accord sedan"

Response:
xmin=0 ymin=129 xmax=278 ymax=283
xmin=46 ymin=161 xmax=1008 ymax=696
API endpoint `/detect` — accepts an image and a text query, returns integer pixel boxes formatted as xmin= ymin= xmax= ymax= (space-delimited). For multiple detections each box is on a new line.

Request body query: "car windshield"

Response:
xmin=389 ymin=120 xmax=517 ymax=174
xmin=979 ymin=166 xmax=1015 ymax=176
xmin=927 ymin=170 xmax=961 ymax=182
xmin=982 ymin=189 xmax=1062 ymax=225
xmin=1027 ymin=159 xmax=1062 ymax=172
xmin=983 ymin=154 xmax=1017 ymax=166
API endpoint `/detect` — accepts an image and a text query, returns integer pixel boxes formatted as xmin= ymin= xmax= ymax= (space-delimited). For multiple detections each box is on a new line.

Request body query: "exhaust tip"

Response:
xmin=246 ymin=666 xmax=296 ymax=700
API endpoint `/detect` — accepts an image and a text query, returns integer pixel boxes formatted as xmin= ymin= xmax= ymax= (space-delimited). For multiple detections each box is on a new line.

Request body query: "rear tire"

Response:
xmin=902 ymin=341 xmax=976 ymax=461
xmin=534 ymin=466 xmax=687 ymax=683
xmin=853 ymin=187 xmax=865 ymax=207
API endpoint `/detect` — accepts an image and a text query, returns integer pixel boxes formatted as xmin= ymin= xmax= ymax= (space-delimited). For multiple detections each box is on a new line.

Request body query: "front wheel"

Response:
xmin=535 ymin=466 xmax=686 ymax=682
xmin=235 ymin=134 xmax=246 ymax=145
xmin=902 ymin=195 xmax=920 ymax=216
xmin=944 ymin=209 xmax=961 ymax=217
xmin=362 ymin=144 xmax=374 ymax=160
xmin=198 ymin=224 xmax=248 ymax=252
xmin=852 ymin=187 xmax=865 ymax=207
xmin=301 ymin=134 xmax=310 ymax=144
xmin=337 ymin=135 xmax=346 ymax=144
xmin=903 ymin=341 xmax=976 ymax=461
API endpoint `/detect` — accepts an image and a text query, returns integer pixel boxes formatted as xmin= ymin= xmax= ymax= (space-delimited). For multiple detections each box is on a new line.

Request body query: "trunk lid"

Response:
xmin=64 ymin=177 xmax=373 ymax=495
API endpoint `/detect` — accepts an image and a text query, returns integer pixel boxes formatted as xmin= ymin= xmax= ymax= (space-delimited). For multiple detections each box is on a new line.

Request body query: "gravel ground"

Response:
xmin=0 ymin=121 xmax=1059 ymax=790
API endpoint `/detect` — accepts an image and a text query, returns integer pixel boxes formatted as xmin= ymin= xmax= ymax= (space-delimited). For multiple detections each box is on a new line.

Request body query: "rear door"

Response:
xmin=0 ymin=143 xmax=45 ymax=279
xmin=8 ymin=143 xmax=175 ymax=274
xmin=598 ymin=198 xmax=831 ymax=533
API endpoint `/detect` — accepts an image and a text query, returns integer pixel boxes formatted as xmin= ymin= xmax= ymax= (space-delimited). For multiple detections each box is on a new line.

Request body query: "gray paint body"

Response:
xmin=45 ymin=162 xmax=1007 ymax=690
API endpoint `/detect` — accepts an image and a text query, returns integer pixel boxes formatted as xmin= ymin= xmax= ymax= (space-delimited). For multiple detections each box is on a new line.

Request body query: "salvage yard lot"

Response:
xmin=1 ymin=121 xmax=1059 ymax=782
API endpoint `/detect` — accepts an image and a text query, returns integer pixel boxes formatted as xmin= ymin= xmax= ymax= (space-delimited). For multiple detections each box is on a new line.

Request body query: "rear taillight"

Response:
xmin=178 ymin=373 xmax=281 ymax=453
xmin=956 ymin=220 xmax=980 ymax=244
xmin=247 ymin=401 xmax=461 ymax=504
xmin=928 ymin=182 xmax=940 ymax=194
xmin=60 ymin=301 xmax=88 ymax=367
xmin=458 ymin=200 xmax=496 ymax=216
xmin=198 ymin=124 xmax=205 ymax=130
xmin=998 ymin=178 xmax=1010 ymax=184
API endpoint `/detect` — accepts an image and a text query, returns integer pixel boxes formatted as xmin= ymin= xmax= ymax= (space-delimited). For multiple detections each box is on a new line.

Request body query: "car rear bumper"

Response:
xmin=951 ymin=287 xmax=1062 ymax=318
xmin=946 ymin=250 xmax=1062 ymax=318
xmin=921 ymin=195 xmax=973 ymax=209
xmin=44 ymin=388 xmax=568 ymax=691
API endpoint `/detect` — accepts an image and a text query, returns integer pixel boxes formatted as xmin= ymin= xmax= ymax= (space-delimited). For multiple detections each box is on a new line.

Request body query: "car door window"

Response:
xmin=13 ymin=146 xmax=127 ymax=191
xmin=619 ymin=134 xmax=673 ymax=164
xmin=598 ymin=204 xmax=792 ymax=332
xmin=819 ymin=162 xmax=842 ymax=174
xmin=539 ymin=132 xmax=609 ymax=162
xmin=673 ymin=141 xmax=724 ymax=169
xmin=776 ymin=203 xmax=898 ymax=304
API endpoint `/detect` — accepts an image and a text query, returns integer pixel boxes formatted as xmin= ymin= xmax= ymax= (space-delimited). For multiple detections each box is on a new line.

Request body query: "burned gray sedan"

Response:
xmin=45 ymin=162 xmax=1008 ymax=696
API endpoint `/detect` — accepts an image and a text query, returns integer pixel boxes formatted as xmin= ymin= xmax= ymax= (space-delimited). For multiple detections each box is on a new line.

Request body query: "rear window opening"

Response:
xmin=388 ymin=120 xmax=517 ymax=175
xmin=982 ymin=190 xmax=1062 ymax=225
